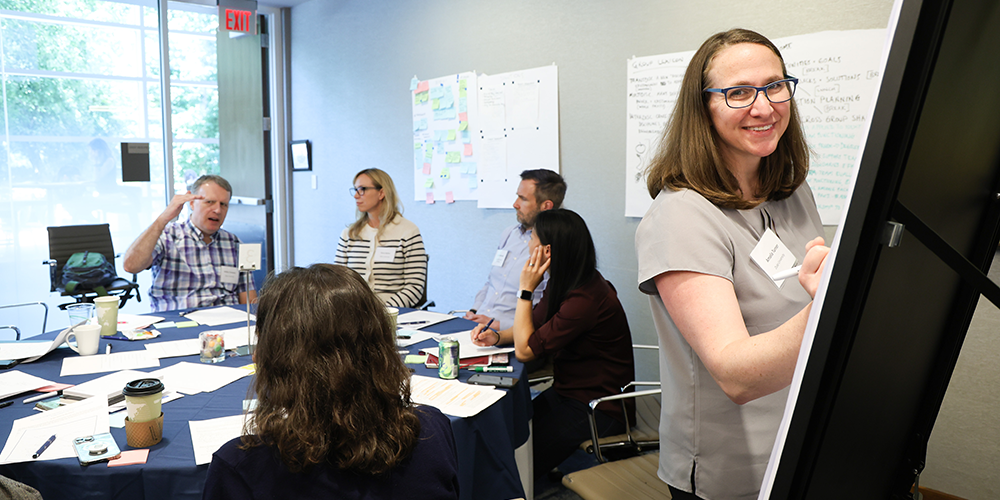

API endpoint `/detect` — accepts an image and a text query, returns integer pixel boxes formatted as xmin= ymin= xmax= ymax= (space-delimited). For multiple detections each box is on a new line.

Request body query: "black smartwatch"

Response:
xmin=519 ymin=290 xmax=532 ymax=301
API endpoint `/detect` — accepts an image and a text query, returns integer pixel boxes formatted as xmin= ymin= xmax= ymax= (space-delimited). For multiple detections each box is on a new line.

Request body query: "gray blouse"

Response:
xmin=635 ymin=184 xmax=823 ymax=500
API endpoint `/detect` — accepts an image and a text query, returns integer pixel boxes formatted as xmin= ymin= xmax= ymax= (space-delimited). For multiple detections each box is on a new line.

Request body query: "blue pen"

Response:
xmin=32 ymin=434 xmax=56 ymax=459
xmin=478 ymin=318 xmax=496 ymax=344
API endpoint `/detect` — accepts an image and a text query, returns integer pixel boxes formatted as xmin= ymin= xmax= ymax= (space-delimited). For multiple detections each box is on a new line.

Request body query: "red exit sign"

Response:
xmin=223 ymin=8 xmax=255 ymax=34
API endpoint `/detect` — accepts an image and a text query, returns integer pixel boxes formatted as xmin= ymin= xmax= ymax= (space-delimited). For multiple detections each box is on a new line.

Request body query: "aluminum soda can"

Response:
xmin=438 ymin=338 xmax=460 ymax=379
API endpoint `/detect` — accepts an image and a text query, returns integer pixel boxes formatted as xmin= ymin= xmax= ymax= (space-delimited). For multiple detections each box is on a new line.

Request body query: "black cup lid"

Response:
xmin=122 ymin=378 xmax=163 ymax=397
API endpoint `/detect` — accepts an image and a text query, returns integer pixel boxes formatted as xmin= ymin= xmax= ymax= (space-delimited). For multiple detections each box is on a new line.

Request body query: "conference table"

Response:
xmin=0 ymin=307 xmax=531 ymax=500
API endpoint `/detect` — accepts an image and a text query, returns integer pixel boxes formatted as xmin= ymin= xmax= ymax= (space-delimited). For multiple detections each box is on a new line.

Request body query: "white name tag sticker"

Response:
xmin=492 ymin=249 xmax=509 ymax=267
xmin=219 ymin=265 xmax=239 ymax=284
xmin=750 ymin=228 xmax=796 ymax=288
xmin=374 ymin=246 xmax=397 ymax=263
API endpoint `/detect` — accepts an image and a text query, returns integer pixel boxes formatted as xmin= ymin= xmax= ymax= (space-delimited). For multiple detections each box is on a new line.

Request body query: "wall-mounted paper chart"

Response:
xmin=412 ymin=72 xmax=480 ymax=204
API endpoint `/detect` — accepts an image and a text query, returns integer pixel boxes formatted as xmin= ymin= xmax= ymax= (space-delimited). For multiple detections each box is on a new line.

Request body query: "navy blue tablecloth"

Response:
xmin=0 ymin=308 xmax=530 ymax=500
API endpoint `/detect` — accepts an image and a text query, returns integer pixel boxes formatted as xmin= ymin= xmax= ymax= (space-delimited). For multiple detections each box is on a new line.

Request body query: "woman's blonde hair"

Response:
xmin=644 ymin=28 xmax=809 ymax=209
xmin=348 ymin=168 xmax=402 ymax=239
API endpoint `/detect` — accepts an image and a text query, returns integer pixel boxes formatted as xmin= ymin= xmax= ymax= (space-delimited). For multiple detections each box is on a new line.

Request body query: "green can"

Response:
xmin=438 ymin=338 xmax=460 ymax=379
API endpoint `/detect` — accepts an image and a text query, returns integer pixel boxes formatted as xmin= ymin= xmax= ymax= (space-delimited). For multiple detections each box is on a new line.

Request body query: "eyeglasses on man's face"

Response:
xmin=349 ymin=186 xmax=378 ymax=196
xmin=704 ymin=77 xmax=798 ymax=109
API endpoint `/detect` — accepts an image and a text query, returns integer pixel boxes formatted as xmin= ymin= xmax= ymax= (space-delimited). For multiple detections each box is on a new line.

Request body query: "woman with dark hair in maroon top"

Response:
xmin=472 ymin=208 xmax=636 ymax=478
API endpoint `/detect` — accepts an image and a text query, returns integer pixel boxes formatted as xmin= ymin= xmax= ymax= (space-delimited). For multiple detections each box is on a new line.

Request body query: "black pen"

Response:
xmin=398 ymin=320 xmax=430 ymax=326
xmin=0 ymin=400 xmax=12 ymax=409
xmin=32 ymin=434 xmax=56 ymax=459
xmin=477 ymin=318 xmax=496 ymax=343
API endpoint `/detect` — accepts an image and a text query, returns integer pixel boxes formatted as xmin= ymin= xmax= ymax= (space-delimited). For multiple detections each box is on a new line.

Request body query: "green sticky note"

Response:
xmin=176 ymin=320 xmax=198 ymax=328
xmin=432 ymin=98 xmax=440 ymax=110
xmin=445 ymin=152 xmax=461 ymax=163
xmin=424 ymin=178 xmax=434 ymax=188
xmin=447 ymin=130 xmax=456 ymax=141
xmin=458 ymin=121 xmax=468 ymax=131
xmin=414 ymin=142 xmax=422 ymax=149
xmin=440 ymin=167 xmax=450 ymax=179
xmin=404 ymin=354 xmax=428 ymax=365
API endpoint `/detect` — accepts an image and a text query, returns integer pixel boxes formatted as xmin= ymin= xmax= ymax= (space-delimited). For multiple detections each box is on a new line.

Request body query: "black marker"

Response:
xmin=0 ymin=400 xmax=12 ymax=409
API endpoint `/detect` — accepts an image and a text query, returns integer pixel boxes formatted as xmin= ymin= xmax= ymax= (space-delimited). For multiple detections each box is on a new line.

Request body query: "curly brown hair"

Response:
xmin=645 ymin=28 xmax=810 ymax=209
xmin=243 ymin=263 xmax=420 ymax=475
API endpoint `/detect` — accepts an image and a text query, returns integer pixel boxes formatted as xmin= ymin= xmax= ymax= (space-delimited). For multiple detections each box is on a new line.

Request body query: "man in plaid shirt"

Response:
xmin=124 ymin=175 xmax=257 ymax=312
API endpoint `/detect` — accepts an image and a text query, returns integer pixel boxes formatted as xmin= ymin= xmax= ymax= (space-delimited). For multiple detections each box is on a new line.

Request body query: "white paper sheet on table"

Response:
xmin=219 ymin=325 xmax=256 ymax=349
xmin=0 ymin=395 xmax=109 ymax=464
xmin=62 ymin=369 xmax=153 ymax=405
xmin=0 ymin=342 xmax=53 ymax=362
xmin=116 ymin=314 xmax=164 ymax=333
xmin=189 ymin=413 xmax=251 ymax=465
xmin=60 ymin=350 xmax=160 ymax=377
xmin=421 ymin=331 xmax=515 ymax=359
xmin=396 ymin=311 xmax=458 ymax=330
xmin=144 ymin=338 xmax=201 ymax=359
xmin=409 ymin=375 xmax=505 ymax=418
xmin=18 ymin=325 xmax=79 ymax=363
xmin=148 ymin=361 xmax=251 ymax=395
xmin=182 ymin=306 xmax=255 ymax=327
xmin=396 ymin=329 xmax=438 ymax=348
xmin=0 ymin=371 xmax=56 ymax=400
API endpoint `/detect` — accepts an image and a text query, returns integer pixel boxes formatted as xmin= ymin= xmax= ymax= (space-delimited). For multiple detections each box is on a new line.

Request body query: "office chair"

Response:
xmin=44 ymin=224 xmax=141 ymax=309
xmin=0 ymin=302 xmax=49 ymax=341
xmin=413 ymin=253 xmax=433 ymax=310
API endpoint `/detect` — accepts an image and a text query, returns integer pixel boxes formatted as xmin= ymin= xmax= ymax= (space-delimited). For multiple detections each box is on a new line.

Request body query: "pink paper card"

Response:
xmin=426 ymin=192 xmax=435 ymax=204
xmin=463 ymin=144 xmax=473 ymax=156
xmin=459 ymin=112 xmax=468 ymax=121
xmin=422 ymin=163 xmax=431 ymax=175
xmin=108 ymin=449 xmax=149 ymax=467
xmin=34 ymin=383 xmax=73 ymax=392
xmin=416 ymin=81 xmax=429 ymax=93
xmin=446 ymin=191 xmax=455 ymax=204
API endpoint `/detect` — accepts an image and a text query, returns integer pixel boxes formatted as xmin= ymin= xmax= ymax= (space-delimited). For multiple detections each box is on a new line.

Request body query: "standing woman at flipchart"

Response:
xmin=635 ymin=29 xmax=829 ymax=500
xmin=335 ymin=168 xmax=428 ymax=308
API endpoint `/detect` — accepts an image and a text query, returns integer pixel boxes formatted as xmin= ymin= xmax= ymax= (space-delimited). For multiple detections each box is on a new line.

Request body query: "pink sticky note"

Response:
xmin=459 ymin=112 xmax=468 ymax=121
xmin=34 ymin=383 xmax=73 ymax=392
xmin=426 ymin=192 xmax=435 ymax=204
xmin=446 ymin=191 xmax=455 ymax=204
xmin=463 ymin=144 xmax=473 ymax=156
xmin=416 ymin=81 xmax=429 ymax=93
xmin=422 ymin=163 xmax=431 ymax=175
xmin=108 ymin=449 xmax=149 ymax=467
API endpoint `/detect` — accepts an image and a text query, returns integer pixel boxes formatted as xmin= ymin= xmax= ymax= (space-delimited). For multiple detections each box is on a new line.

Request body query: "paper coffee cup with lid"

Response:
xmin=123 ymin=378 xmax=163 ymax=423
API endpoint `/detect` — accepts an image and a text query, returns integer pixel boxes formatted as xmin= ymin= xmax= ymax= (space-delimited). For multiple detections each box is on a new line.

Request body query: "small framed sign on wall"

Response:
xmin=290 ymin=140 xmax=311 ymax=171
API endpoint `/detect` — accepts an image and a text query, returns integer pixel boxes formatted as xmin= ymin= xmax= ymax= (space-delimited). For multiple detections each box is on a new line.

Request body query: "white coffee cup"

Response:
xmin=67 ymin=324 xmax=102 ymax=356
xmin=93 ymin=296 xmax=119 ymax=337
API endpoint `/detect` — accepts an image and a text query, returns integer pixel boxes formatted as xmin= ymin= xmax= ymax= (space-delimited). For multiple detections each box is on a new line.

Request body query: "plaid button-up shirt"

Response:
xmin=149 ymin=220 xmax=254 ymax=312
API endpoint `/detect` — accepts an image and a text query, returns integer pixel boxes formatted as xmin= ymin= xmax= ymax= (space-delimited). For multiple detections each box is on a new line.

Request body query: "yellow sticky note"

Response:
xmin=440 ymin=167 xmax=450 ymax=179
xmin=405 ymin=354 xmax=428 ymax=364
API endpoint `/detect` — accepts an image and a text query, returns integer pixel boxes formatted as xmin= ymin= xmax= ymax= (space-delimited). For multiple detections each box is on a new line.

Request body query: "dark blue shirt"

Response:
xmin=202 ymin=406 xmax=459 ymax=500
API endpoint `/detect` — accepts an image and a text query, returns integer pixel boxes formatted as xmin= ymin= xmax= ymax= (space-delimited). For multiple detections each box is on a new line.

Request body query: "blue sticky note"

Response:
xmin=462 ymin=130 xmax=471 ymax=144
xmin=464 ymin=162 xmax=477 ymax=174
xmin=458 ymin=98 xmax=467 ymax=112
xmin=434 ymin=108 xmax=456 ymax=120
xmin=468 ymin=176 xmax=478 ymax=189
xmin=410 ymin=76 xmax=419 ymax=91
xmin=440 ymin=92 xmax=454 ymax=109
xmin=429 ymin=86 xmax=444 ymax=99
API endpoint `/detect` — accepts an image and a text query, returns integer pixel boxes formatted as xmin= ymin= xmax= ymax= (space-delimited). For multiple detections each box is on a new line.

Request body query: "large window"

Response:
xmin=0 ymin=0 xmax=220 ymax=334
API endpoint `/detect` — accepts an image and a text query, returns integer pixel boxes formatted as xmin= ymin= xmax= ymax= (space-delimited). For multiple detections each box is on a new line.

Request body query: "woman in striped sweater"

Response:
xmin=335 ymin=168 xmax=428 ymax=308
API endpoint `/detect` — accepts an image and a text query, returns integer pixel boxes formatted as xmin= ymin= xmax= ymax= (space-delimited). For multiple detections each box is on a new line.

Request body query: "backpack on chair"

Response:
xmin=62 ymin=251 xmax=117 ymax=294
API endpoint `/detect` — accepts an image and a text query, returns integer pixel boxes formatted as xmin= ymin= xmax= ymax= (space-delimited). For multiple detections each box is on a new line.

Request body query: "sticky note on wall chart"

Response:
xmin=445 ymin=152 xmax=460 ymax=163
xmin=464 ymin=144 xmax=473 ymax=156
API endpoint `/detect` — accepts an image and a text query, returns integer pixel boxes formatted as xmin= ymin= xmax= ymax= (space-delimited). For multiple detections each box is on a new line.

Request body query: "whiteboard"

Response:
xmin=624 ymin=29 xmax=887 ymax=223
xmin=476 ymin=65 xmax=560 ymax=209
xmin=411 ymin=71 xmax=480 ymax=204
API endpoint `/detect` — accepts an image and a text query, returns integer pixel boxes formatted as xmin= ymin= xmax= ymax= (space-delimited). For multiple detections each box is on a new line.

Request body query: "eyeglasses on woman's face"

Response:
xmin=349 ymin=186 xmax=378 ymax=197
xmin=704 ymin=77 xmax=798 ymax=109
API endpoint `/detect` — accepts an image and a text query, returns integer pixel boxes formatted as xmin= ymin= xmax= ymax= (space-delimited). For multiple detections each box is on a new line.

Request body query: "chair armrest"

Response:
xmin=0 ymin=302 xmax=49 ymax=337
xmin=586 ymin=388 xmax=662 ymax=463
xmin=447 ymin=309 xmax=469 ymax=316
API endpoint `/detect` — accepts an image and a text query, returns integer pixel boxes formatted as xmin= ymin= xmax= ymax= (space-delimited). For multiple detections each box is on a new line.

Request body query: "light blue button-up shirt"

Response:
xmin=471 ymin=224 xmax=546 ymax=330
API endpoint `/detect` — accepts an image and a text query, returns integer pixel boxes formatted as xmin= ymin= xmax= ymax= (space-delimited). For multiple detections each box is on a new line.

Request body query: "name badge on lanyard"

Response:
xmin=374 ymin=246 xmax=397 ymax=263
xmin=750 ymin=228 xmax=797 ymax=288
xmin=219 ymin=265 xmax=239 ymax=285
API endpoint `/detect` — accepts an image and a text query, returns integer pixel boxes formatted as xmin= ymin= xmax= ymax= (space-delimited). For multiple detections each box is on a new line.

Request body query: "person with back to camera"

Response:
xmin=335 ymin=168 xmax=428 ymax=308
xmin=635 ymin=29 xmax=831 ymax=500
xmin=202 ymin=264 xmax=459 ymax=500
xmin=470 ymin=208 xmax=636 ymax=479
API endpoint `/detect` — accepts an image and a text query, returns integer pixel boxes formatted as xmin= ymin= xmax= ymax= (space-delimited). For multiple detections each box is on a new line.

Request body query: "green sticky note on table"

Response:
xmin=405 ymin=354 xmax=428 ymax=365
xmin=176 ymin=320 xmax=198 ymax=328
xmin=445 ymin=152 xmax=461 ymax=163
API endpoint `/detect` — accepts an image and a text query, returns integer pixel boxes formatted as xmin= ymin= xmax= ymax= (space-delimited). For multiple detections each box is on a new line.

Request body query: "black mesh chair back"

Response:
xmin=45 ymin=224 xmax=140 ymax=309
